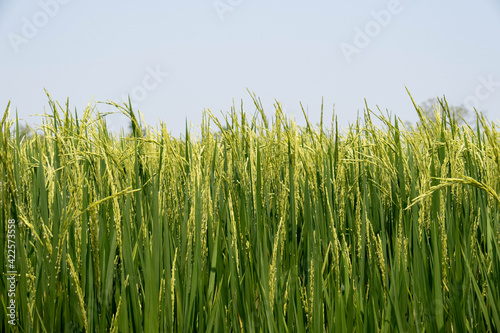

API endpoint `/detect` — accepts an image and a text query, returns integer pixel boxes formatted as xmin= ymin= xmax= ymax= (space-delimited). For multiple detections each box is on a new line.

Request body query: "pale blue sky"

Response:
xmin=1 ymin=0 xmax=499 ymax=134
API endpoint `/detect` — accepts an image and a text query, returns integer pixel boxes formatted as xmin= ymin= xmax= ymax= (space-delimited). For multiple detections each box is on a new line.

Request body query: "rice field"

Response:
xmin=1 ymin=93 xmax=500 ymax=332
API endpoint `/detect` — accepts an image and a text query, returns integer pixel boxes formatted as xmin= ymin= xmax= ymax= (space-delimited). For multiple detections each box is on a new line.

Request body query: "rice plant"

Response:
xmin=1 ymin=93 xmax=499 ymax=332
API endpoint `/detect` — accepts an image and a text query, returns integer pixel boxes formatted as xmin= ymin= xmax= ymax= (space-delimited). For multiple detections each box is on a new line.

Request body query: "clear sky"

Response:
xmin=1 ymin=0 xmax=499 ymax=135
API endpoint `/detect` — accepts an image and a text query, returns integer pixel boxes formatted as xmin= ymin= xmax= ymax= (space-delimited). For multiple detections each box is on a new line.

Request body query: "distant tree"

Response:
xmin=127 ymin=121 xmax=146 ymax=138
xmin=403 ymin=120 xmax=413 ymax=129
xmin=420 ymin=98 xmax=472 ymax=126
xmin=18 ymin=124 xmax=32 ymax=139
xmin=12 ymin=123 xmax=41 ymax=140
xmin=13 ymin=121 xmax=47 ymax=140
